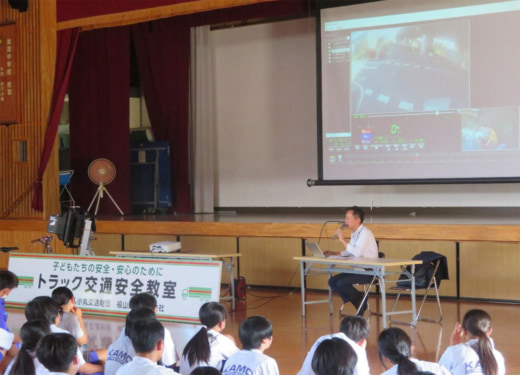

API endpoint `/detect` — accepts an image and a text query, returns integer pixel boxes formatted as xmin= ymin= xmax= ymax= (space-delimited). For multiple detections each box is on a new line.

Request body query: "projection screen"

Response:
xmin=318 ymin=0 xmax=520 ymax=184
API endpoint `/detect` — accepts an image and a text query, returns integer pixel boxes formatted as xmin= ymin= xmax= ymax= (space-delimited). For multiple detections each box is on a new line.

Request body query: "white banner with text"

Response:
xmin=7 ymin=253 xmax=222 ymax=324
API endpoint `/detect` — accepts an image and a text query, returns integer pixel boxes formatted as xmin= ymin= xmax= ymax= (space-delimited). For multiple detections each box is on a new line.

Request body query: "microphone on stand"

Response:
xmin=332 ymin=223 xmax=347 ymax=239
xmin=317 ymin=220 xmax=343 ymax=246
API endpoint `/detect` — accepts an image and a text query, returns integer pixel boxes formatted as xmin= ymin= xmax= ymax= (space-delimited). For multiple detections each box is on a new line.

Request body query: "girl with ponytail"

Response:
xmin=440 ymin=309 xmax=505 ymax=375
xmin=180 ymin=302 xmax=239 ymax=375
xmin=378 ymin=327 xmax=451 ymax=375
xmin=7 ymin=320 xmax=50 ymax=375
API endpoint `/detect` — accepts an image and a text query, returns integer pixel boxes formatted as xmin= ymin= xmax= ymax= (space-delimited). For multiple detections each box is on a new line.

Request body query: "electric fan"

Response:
xmin=87 ymin=158 xmax=124 ymax=215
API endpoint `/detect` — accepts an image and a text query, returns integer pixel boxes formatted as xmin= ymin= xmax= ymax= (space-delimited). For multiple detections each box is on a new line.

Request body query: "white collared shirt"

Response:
xmin=340 ymin=225 xmax=378 ymax=258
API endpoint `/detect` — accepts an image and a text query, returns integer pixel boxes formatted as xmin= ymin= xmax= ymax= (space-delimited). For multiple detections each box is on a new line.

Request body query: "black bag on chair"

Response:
xmin=397 ymin=263 xmax=435 ymax=288
xmin=396 ymin=251 xmax=449 ymax=288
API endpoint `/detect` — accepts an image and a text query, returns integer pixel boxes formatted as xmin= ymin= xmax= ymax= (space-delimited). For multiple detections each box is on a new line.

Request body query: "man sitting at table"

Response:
xmin=324 ymin=206 xmax=378 ymax=316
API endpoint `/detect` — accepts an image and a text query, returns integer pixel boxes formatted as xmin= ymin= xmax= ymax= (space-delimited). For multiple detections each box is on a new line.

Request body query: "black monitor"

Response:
xmin=47 ymin=208 xmax=91 ymax=248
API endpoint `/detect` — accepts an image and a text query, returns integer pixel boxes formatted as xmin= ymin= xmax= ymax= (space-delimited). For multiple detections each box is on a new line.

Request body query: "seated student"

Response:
xmin=222 ymin=316 xmax=279 ymax=375
xmin=36 ymin=333 xmax=80 ymax=375
xmin=311 ymin=338 xmax=357 ymax=375
xmin=51 ymin=286 xmax=107 ymax=364
xmin=6 ymin=319 xmax=50 ymax=375
xmin=0 ymin=270 xmax=20 ymax=373
xmin=115 ymin=319 xmax=178 ymax=375
xmin=105 ymin=307 xmax=157 ymax=375
xmin=0 ymin=270 xmax=19 ymax=334
xmin=0 ymin=328 xmax=18 ymax=374
xmin=439 ymin=309 xmax=505 ymax=375
xmin=25 ymin=296 xmax=103 ymax=374
xmin=127 ymin=293 xmax=178 ymax=368
xmin=378 ymin=327 xmax=451 ymax=375
xmin=298 ymin=315 xmax=370 ymax=375
xmin=51 ymin=287 xmax=88 ymax=346
xmin=180 ymin=302 xmax=239 ymax=375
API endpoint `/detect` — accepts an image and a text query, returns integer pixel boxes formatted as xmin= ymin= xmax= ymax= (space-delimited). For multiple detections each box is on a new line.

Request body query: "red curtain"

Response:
xmin=131 ymin=19 xmax=191 ymax=213
xmin=68 ymin=27 xmax=131 ymax=215
xmin=32 ymin=28 xmax=80 ymax=212
xmin=131 ymin=3 xmax=309 ymax=214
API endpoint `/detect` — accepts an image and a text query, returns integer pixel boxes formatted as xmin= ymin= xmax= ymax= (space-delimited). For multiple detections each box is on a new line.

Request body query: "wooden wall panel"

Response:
xmin=179 ymin=235 xmax=237 ymax=255
xmin=0 ymin=228 xmax=74 ymax=269
xmin=57 ymin=0 xmax=287 ymax=30
xmin=239 ymin=237 xmax=302 ymax=287
xmin=6 ymin=125 xmax=40 ymax=218
xmin=2 ymin=219 xmax=520 ymax=301
xmin=460 ymin=242 xmax=520 ymax=300
xmin=0 ymin=127 xmax=7 ymax=214
xmin=179 ymin=236 xmax=238 ymax=284
xmin=91 ymin=234 xmax=122 ymax=256
xmin=93 ymin=220 xmax=520 ymax=242
xmin=0 ymin=0 xmax=58 ymax=219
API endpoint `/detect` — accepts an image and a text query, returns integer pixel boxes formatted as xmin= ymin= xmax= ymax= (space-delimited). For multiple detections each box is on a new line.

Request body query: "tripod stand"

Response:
xmin=87 ymin=182 xmax=124 ymax=215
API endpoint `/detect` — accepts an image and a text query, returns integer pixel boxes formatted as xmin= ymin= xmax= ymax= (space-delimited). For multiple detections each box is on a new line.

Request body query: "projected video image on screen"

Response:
xmin=461 ymin=107 xmax=519 ymax=151
xmin=351 ymin=20 xmax=470 ymax=114
xmin=319 ymin=0 xmax=520 ymax=182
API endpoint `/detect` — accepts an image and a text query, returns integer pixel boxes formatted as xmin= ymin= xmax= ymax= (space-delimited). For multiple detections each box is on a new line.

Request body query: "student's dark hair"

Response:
xmin=125 ymin=307 xmax=156 ymax=339
xmin=9 ymin=320 xmax=50 ymax=375
xmin=183 ymin=302 xmax=229 ymax=366
xmin=130 ymin=319 xmax=164 ymax=353
xmin=51 ymin=286 xmax=74 ymax=307
xmin=0 ymin=270 xmax=18 ymax=290
xmin=347 ymin=206 xmax=364 ymax=224
xmin=129 ymin=292 xmax=157 ymax=311
xmin=311 ymin=338 xmax=357 ymax=375
xmin=462 ymin=309 xmax=498 ymax=375
xmin=190 ymin=367 xmax=222 ymax=375
xmin=239 ymin=316 xmax=273 ymax=350
xmin=377 ymin=327 xmax=419 ymax=375
xmin=36 ymin=333 xmax=77 ymax=373
xmin=339 ymin=315 xmax=370 ymax=343
xmin=25 ymin=296 xmax=61 ymax=325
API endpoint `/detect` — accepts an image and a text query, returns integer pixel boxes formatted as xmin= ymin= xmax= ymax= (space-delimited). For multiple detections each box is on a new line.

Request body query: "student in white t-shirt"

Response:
xmin=5 ymin=319 xmax=50 ymax=375
xmin=25 ymin=296 xmax=103 ymax=374
xmin=180 ymin=302 xmax=239 ymax=375
xmin=127 ymin=293 xmax=178 ymax=367
xmin=439 ymin=309 xmax=505 ymax=375
xmin=115 ymin=319 xmax=178 ymax=375
xmin=105 ymin=307 xmax=157 ymax=375
xmin=377 ymin=327 xmax=451 ymax=375
xmin=51 ymin=286 xmax=107 ymax=364
xmin=51 ymin=287 xmax=88 ymax=346
xmin=222 ymin=316 xmax=279 ymax=375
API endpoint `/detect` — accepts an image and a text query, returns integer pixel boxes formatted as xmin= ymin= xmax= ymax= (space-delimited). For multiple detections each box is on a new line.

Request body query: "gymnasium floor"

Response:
xmin=7 ymin=288 xmax=520 ymax=374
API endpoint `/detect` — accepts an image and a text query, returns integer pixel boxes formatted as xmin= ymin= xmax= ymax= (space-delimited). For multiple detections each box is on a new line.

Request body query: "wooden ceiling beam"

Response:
xmin=57 ymin=0 xmax=282 ymax=31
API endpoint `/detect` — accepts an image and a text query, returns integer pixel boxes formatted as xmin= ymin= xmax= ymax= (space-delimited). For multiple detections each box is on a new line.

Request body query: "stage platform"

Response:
xmin=2 ymin=207 xmax=520 ymax=302
xmin=3 ymin=206 xmax=520 ymax=241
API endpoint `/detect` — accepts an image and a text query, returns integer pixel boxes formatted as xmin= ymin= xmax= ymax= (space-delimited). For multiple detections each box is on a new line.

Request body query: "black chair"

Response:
xmin=389 ymin=251 xmax=448 ymax=324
